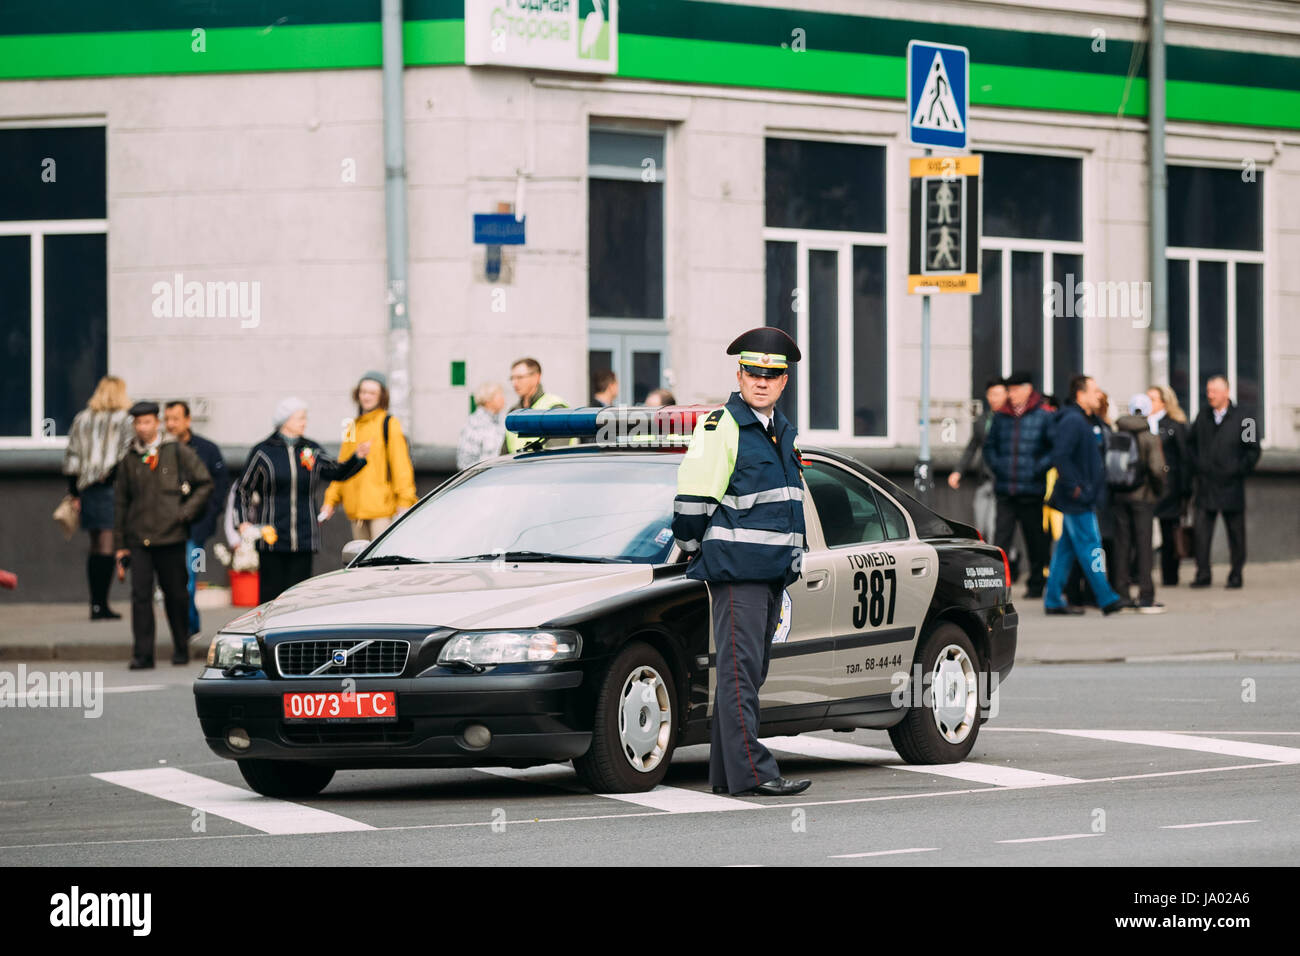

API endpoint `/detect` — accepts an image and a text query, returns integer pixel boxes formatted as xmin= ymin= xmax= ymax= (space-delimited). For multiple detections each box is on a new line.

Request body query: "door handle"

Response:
xmin=911 ymin=559 xmax=930 ymax=577
xmin=806 ymin=569 xmax=829 ymax=591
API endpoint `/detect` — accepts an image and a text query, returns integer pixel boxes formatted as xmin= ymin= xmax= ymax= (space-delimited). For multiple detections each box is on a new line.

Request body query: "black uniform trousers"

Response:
xmin=129 ymin=542 xmax=190 ymax=664
xmin=259 ymin=550 xmax=314 ymax=603
xmin=1194 ymin=508 xmax=1246 ymax=583
xmin=1112 ymin=499 xmax=1156 ymax=605
xmin=994 ymin=494 xmax=1050 ymax=594
xmin=707 ymin=580 xmax=783 ymax=794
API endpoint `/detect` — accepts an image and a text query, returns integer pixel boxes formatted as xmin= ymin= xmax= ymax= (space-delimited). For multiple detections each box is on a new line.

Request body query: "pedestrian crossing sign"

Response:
xmin=908 ymin=155 xmax=982 ymax=294
xmin=907 ymin=40 xmax=969 ymax=149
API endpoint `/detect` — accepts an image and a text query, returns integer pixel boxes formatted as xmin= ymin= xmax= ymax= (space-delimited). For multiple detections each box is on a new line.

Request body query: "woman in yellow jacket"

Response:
xmin=319 ymin=371 xmax=417 ymax=540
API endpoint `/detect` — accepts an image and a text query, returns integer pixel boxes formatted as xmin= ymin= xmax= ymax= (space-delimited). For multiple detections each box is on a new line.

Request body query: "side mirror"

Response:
xmin=342 ymin=539 xmax=370 ymax=565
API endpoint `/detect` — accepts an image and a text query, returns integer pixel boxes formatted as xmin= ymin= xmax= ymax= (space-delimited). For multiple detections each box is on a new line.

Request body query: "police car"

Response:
xmin=195 ymin=406 xmax=1017 ymax=797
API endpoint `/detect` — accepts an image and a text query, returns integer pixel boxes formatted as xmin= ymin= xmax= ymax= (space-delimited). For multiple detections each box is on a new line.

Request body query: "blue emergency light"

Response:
xmin=504 ymin=405 xmax=718 ymax=448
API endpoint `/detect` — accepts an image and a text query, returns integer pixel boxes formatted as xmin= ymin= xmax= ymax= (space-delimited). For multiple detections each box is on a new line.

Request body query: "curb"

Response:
xmin=0 ymin=635 xmax=210 ymax=662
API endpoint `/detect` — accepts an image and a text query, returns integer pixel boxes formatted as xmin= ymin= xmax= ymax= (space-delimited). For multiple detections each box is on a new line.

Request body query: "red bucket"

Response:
xmin=229 ymin=570 xmax=259 ymax=606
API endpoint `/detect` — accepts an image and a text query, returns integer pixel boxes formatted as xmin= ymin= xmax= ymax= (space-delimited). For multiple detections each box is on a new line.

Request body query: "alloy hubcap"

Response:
xmin=618 ymin=665 xmax=671 ymax=772
xmin=931 ymin=644 xmax=977 ymax=744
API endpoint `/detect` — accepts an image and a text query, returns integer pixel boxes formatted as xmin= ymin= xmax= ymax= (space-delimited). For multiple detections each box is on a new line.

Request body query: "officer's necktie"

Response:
xmin=766 ymin=420 xmax=777 ymax=444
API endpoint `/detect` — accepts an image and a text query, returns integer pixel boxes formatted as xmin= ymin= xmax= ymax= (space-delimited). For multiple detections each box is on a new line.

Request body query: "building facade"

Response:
xmin=2 ymin=0 xmax=1298 ymax=600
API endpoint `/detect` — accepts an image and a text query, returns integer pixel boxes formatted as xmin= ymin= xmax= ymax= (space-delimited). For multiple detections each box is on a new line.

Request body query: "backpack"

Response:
xmin=1104 ymin=430 xmax=1143 ymax=492
xmin=381 ymin=414 xmax=415 ymax=484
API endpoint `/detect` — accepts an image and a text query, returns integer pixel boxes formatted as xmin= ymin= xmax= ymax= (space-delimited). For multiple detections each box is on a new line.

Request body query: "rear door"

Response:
xmin=801 ymin=458 xmax=939 ymax=706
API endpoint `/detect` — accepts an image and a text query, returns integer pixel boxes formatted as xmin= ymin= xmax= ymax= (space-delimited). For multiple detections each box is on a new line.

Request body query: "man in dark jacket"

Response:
xmin=114 ymin=402 xmax=214 ymax=669
xmin=983 ymin=371 xmax=1053 ymax=598
xmin=948 ymin=376 xmax=1007 ymax=543
xmin=1043 ymin=376 xmax=1125 ymax=615
xmin=165 ymin=400 xmax=229 ymax=638
xmin=1188 ymin=375 xmax=1261 ymax=588
xmin=1111 ymin=394 xmax=1167 ymax=612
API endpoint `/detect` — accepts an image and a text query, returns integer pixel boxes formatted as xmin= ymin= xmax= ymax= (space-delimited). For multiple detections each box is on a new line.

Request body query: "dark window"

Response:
xmin=981 ymin=150 xmax=1082 ymax=242
xmin=1010 ymin=251 xmax=1044 ymax=386
xmin=588 ymin=179 xmax=663 ymax=318
xmin=1236 ymin=262 xmax=1264 ymax=439
xmin=765 ymin=138 xmax=885 ymax=233
xmin=970 ymin=249 xmax=1002 ymax=400
xmin=1197 ymin=260 xmax=1228 ymax=392
xmin=631 ymin=350 xmax=661 ymax=404
xmin=1168 ymin=258 xmax=1191 ymax=414
xmin=1168 ymin=166 xmax=1263 ymax=251
xmin=43 ymin=234 xmax=108 ymax=435
xmin=1052 ymin=253 xmax=1083 ymax=397
xmin=0 ymin=236 xmax=32 ymax=436
xmin=765 ymin=241 xmax=798 ymax=427
xmin=804 ymin=461 xmax=886 ymax=546
xmin=852 ymin=245 xmax=887 ymax=438
xmin=0 ymin=127 xmax=106 ymax=221
xmin=808 ymin=249 xmax=839 ymax=431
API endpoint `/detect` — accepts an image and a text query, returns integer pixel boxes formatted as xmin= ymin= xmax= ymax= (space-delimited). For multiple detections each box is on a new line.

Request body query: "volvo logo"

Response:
xmin=331 ymin=649 xmax=348 ymax=666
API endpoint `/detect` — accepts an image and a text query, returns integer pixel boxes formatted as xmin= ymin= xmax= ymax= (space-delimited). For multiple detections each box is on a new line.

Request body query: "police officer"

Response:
xmin=671 ymin=328 xmax=812 ymax=797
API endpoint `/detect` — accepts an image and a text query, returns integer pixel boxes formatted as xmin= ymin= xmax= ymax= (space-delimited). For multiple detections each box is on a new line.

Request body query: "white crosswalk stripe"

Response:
xmin=765 ymin=734 xmax=1081 ymax=787
xmin=1035 ymin=729 xmax=1300 ymax=763
xmin=478 ymin=764 xmax=755 ymax=812
xmin=93 ymin=768 xmax=374 ymax=835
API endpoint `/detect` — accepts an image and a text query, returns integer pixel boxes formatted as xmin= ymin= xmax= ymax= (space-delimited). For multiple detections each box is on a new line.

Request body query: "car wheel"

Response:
xmin=574 ymin=641 xmax=677 ymax=793
xmin=888 ymin=622 xmax=983 ymax=764
xmin=237 ymin=759 xmax=335 ymax=798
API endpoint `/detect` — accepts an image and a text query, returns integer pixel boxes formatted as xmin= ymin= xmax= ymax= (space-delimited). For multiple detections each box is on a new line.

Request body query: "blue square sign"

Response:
xmin=907 ymin=40 xmax=969 ymax=149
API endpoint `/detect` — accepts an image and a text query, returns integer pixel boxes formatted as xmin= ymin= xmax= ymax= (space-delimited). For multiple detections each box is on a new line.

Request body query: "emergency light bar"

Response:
xmin=504 ymin=405 xmax=719 ymax=448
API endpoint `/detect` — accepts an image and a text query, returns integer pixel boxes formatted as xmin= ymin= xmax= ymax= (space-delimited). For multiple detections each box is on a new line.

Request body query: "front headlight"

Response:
xmin=438 ymin=629 xmax=582 ymax=666
xmin=206 ymin=633 xmax=263 ymax=669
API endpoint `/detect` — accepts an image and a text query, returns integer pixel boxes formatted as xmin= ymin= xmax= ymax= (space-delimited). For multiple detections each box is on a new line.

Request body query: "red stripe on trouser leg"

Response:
xmin=730 ymin=586 xmax=762 ymax=786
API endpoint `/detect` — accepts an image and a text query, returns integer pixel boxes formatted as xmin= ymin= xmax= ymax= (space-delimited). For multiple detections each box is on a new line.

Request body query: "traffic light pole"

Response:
xmin=915 ymin=146 xmax=933 ymax=498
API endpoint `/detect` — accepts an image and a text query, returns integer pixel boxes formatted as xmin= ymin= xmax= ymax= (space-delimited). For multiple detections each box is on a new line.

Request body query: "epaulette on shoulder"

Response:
xmin=702 ymin=409 xmax=725 ymax=431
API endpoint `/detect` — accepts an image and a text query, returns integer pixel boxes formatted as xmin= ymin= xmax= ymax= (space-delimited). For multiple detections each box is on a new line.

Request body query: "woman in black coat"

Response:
xmin=235 ymin=397 xmax=371 ymax=603
xmin=1146 ymin=385 xmax=1191 ymax=586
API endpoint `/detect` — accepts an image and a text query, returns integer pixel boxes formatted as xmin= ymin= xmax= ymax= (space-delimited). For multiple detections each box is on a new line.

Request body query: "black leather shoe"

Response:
xmin=1044 ymin=605 xmax=1085 ymax=615
xmin=90 ymin=605 xmax=122 ymax=620
xmin=1225 ymin=578 xmax=1243 ymax=589
xmin=711 ymin=785 xmax=728 ymax=794
xmin=733 ymin=776 xmax=812 ymax=796
xmin=1189 ymin=579 xmax=1212 ymax=589
xmin=128 ymin=658 xmax=154 ymax=670
xmin=1101 ymin=599 xmax=1127 ymax=616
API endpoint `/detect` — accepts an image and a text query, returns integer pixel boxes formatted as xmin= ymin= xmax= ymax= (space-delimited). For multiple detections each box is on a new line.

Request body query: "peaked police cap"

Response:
xmin=727 ymin=327 xmax=801 ymax=378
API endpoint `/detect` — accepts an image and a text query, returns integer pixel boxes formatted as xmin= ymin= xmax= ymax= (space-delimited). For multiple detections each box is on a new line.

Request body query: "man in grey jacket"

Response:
xmin=1111 ymin=394 xmax=1167 ymax=612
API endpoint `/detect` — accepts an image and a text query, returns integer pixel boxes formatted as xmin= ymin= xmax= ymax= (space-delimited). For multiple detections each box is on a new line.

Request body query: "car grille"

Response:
xmin=280 ymin=719 xmax=415 ymax=745
xmin=275 ymin=639 xmax=410 ymax=678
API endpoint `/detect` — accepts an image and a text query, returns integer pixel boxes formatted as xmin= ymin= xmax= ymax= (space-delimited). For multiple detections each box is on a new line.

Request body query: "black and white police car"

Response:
xmin=195 ymin=406 xmax=1017 ymax=796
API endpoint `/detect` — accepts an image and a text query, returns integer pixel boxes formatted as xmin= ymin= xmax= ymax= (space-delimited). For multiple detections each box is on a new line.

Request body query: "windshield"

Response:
xmin=363 ymin=456 xmax=681 ymax=564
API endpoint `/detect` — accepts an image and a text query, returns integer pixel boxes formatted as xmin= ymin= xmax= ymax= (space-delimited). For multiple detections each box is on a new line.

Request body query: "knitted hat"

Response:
xmin=358 ymin=370 xmax=387 ymax=390
xmin=273 ymin=396 xmax=308 ymax=428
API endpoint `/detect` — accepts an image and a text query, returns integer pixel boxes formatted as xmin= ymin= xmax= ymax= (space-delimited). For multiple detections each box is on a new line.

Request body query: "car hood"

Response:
xmin=220 ymin=562 xmax=657 ymax=632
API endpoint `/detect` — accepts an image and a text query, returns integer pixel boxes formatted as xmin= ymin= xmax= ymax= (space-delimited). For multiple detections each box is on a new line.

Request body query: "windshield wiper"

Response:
xmin=448 ymin=551 xmax=628 ymax=564
xmin=351 ymin=554 xmax=430 ymax=567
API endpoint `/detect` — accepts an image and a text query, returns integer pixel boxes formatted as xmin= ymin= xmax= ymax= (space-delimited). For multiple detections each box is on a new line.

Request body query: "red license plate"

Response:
xmin=282 ymin=690 xmax=397 ymax=722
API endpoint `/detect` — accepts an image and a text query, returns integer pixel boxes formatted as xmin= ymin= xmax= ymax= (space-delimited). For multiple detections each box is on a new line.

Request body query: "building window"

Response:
xmin=0 ymin=124 xmax=107 ymax=442
xmin=1167 ymin=165 xmax=1264 ymax=435
xmin=970 ymin=150 xmax=1083 ymax=400
xmin=764 ymin=137 xmax=889 ymax=442
xmin=588 ymin=127 xmax=667 ymax=404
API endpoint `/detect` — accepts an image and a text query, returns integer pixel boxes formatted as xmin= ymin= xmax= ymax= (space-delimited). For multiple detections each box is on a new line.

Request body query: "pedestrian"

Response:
xmin=320 ymin=371 xmax=417 ymax=541
xmin=590 ymin=369 xmax=619 ymax=407
xmin=983 ymin=370 xmax=1054 ymax=599
xmin=948 ymin=376 xmax=1007 ymax=544
xmin=1147 ymin=384 xmax=1193 ymax=586
xmin=113 ymin=401 xmax=214 ymax=668
xmin=501 ymin=358 xmax=573 ymax=453
xmin=62 ymin=375 xmax=134 ymax=620
xmin=456 ymin=382 xmax=508 ymax=470
xmin=164 ymin=400 xmax=229 ymax=638
xmin=1188 ymin=374 xmax=1261 ymax=588
xmin=235 ymin=398 xmax=371 ymax=603
xmin=645 ymin=388 xmax=676 ymax=407
xmin=671 ymin=327 xmax=811 ymax=797
xmin=1110 ymin=393 xmax=1167 ymax=612
xmin=1043 ymin=375 xmax=1126 ymax=616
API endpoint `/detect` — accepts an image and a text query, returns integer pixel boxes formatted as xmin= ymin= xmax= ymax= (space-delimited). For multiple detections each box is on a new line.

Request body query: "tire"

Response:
xmin=237 ymin=759 xmax=335 ymax=798
xmin=573 ymin=641 xmax=677 ymax=793
xmin=888 ymin=622 xmax=983 ymax=764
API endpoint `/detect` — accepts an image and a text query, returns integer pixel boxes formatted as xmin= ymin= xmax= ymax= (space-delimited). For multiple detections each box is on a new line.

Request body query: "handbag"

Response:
xmin=1176 ymin=512 xmax=1196 ymax=560
xmin=52 ymin=494 xmax=79 ymax=540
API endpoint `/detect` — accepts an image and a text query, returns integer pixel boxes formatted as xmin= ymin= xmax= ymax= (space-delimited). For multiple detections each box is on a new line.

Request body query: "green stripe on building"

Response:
xmin=0 ymin=19 xmax=1295 ymax=130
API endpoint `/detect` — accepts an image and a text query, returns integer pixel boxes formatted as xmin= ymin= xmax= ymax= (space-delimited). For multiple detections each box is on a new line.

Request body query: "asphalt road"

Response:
xmin=1 ymin=659 xmax=1297 ymax=866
